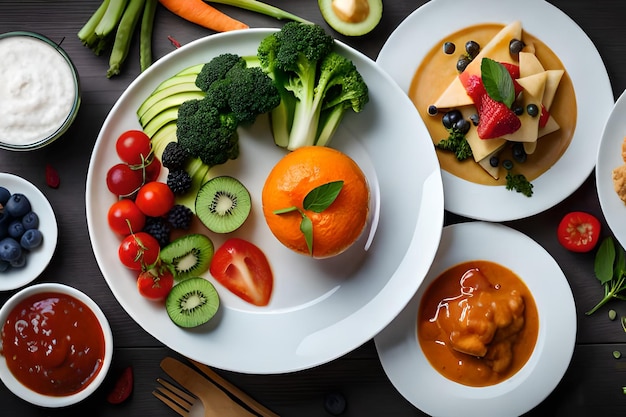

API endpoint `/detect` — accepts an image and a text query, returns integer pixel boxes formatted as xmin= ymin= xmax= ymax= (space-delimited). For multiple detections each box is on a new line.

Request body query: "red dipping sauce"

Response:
xmin=0 ymin=292 xmax=105 ymax=396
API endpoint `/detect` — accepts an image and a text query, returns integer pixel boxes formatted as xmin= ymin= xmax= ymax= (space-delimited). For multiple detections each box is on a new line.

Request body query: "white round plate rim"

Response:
xmin=597 ymin=89 xmax=626 ymax=249
xmin=0 ymin=172 xmax=58 ymax=290
xmin=376 ymin=0 xmax=614 ymax=221
xmin=85 ymin=28 xmax=444 ymax=374
xmin=374 ymin=221 xmax=576 ymax=417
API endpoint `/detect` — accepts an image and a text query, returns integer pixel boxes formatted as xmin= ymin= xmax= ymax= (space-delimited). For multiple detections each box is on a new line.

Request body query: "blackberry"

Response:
xmin=167 ymin=204 xmax=194 ymax=230
xmin=167 ymin=169 xmax=192 ymax=195
xmin=161 ymin=141 xmax=189 ymax=170
xmin=144 ymin=216 xmax=171 ymax=247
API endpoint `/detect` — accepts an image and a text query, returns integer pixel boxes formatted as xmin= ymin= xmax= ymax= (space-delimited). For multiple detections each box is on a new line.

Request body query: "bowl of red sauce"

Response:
xmin=0 ymin=283 xmax=113 ymax=407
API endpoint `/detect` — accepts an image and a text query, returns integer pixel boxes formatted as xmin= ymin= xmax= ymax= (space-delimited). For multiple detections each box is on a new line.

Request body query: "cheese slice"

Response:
xmin=434 ymin=21 xmax=523 ymax=109
xmin=503 ymin=71 xmax=547 ymax=143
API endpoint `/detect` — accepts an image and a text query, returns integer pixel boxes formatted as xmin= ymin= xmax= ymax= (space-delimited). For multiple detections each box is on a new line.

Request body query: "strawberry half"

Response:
xmin=476 ymin=94 xmax=521 ymax=139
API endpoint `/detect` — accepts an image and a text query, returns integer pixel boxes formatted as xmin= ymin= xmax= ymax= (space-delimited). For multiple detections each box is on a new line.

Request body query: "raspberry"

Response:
xmin=167 ymin=204 xmax=193 ymax=230
xmin=161 ymin=142 xmax=189 ymax=170
xmin=143 ymin=217 xmax=171 ymax=247
xmin=166 ymin=169 xmax=192 ymax=195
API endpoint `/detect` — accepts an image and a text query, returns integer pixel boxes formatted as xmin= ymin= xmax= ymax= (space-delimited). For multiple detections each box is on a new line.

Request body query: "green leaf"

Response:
xmin=481 ymin=57 xmax=515 ymax=108
xmin=303 ymin=180 xmax=344 ymax=213
xmin=595 ymin=237 xmax=617 ymax=285
xmin=300 ymin=215 xmax=313 ymax=255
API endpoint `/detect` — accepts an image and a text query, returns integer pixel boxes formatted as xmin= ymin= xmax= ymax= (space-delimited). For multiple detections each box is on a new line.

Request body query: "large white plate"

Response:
xmin=597 ymin=89 xmax=626 ymax=248
xmin=375 ymin=221 xmax=576 ymax=417
xmin=0 ymin=172 xmax=58 ymax=290
xmin=85 ymin=29 xmax=444 ymax=373
xmin=377 ymin=0 xmax=613 ymax=221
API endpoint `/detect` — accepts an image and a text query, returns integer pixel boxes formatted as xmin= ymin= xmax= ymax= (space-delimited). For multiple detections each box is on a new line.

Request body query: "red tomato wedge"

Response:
xmin=557 ymin=211 xmax=602 ymax=253
xmin=210 ymin=238 xmax=273 ymax=306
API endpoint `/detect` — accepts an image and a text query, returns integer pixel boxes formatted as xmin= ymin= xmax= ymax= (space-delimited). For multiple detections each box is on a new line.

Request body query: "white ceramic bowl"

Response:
xmin=0 ymin=31 xmax=80 ymax=151
xmin=0 ymin=283 xmax=113 ymax=407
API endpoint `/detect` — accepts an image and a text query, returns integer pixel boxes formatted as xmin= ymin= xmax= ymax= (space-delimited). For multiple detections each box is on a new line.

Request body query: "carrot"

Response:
xmin=158 ymin=0 xmax=249 ymax=32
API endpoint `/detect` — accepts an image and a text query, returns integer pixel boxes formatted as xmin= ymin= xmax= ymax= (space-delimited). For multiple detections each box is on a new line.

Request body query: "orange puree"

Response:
xmin=410 ymin=23 xmax=576 ymax=185
xmin=418 ymin=260 xmax=538 ymax=387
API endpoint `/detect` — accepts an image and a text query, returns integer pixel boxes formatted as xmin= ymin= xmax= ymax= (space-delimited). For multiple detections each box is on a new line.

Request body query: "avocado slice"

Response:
xmin=139 ymin=89 xmax=205 ymax=126
xmin=318 ymin=0 xmax=382 ymax=36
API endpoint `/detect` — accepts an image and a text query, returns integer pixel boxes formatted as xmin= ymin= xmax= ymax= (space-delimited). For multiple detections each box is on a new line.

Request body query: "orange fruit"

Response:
xmin=262 ymin=146 xmax=370 ymax=258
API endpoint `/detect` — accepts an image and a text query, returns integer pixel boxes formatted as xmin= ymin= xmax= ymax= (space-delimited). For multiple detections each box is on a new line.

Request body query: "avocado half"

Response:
xmin=318 ymin=0 xmax=382 ymax=37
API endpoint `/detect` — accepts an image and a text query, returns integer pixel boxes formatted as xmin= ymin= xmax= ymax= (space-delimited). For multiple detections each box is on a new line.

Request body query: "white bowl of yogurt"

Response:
xmin=0 ymin=32 xmax=80 ymax=151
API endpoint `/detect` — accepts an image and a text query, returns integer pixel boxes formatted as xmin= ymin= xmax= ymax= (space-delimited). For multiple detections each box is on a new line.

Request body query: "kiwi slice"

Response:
xmin=160 ymin=234 xmax=214 ymax=280
xmin=166 ymin=277 xmax=220 ymax=328
xmin=195 ymin=176 xmax=251 ymax=233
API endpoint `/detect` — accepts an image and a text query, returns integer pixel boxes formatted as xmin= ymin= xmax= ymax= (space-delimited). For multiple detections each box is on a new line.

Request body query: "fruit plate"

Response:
xmin=374 ymin=221 xmax=576 ymax=417
xmin=597 ymin=89 xmax=626 ymax=249
xmin=376 ymin=0 xmax=614 ymax=221
xmin=0 ymin=172 xmax=58 ymax=291
xmin=85 ymin=29 xmax=444 ymax=374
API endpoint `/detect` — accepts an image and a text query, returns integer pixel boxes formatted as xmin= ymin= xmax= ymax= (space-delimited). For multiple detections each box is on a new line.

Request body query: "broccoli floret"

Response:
xmin=195 ymin=53 xmax=246 ymax=92
xmin=259 ymin=22 xmax=371 ymax=150
xmin=176 ymin=98 xmax=239 ymax=167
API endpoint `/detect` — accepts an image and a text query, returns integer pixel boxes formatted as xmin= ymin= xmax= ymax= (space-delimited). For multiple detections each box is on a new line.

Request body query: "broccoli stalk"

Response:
xmin=257 ymin=22 xmax=369 ymax=150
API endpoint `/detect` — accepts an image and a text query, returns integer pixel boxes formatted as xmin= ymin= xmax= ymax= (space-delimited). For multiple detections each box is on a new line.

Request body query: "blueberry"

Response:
xmin=0 ymin=187 xmax=10 ymax=206
xmin=469 ymin=113 xmax=480 ymax=126
xmin=513 ymin=104 xmax=524 ymax=116
xmin=502 ymin=159 xmax=514 ymax=171
xmin=489 ymin=156 xmax=500 ymax=167
xmin=0 ymin=237 xmax=22 ymax=262
xmin=509 ymin=38 xmax=525 ymax=55
xmin=442 ymin=110 xmax=463 ymax=129
xmin=427 ymin=105 xmax=438 ymax=116
xmin=443 ymin=41 xmax=455 ymax=54
xmin=454 ymin=119 xmax=471 ymax=134
xmin=0 ymin=260 xmax=9 ymax=272
xmin=526 ymin=104 xmax=539 ymax=117
xmin=10 ymin=253 xmax=25 ymax=268
xmin=512 ymin=142 xmax=527 ymax=163
xmin=5 ymin=193 xmax=31 ymax=218
xmin=0 ymin=211 xmax=11 ymax=239
xmin=21 ymin=229 xmax=43 ymax=250
xmin=8 ymin=220 xmax=25 ymax=239
xmin=465 ymin=40 xmax=480 ymax=58
xmin=22 ymin=211 xmax=39 ymax=230
xmin=323 ymin=392 xmax=347 ymax=416
xmin=456 ymin=56 xmax=471 ymax=72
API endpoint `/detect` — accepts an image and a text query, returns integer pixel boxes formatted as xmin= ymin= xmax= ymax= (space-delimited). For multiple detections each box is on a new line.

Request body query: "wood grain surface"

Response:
xmin=1 ymin=1 xmax=626 ymax=416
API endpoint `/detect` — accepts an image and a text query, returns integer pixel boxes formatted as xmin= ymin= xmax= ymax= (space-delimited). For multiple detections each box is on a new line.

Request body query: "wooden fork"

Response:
xmin=153 ymin=377 xmax=197 ymax=417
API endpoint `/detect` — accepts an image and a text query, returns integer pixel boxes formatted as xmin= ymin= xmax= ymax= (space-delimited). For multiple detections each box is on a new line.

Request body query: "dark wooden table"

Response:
xmin=1 ymin=1 xmax=626 ymax=416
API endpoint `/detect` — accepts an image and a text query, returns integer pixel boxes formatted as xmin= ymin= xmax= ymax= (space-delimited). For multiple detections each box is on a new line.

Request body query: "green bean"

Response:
xmin=107 ymin=0 xmax=146 ymax=78
xmin=95 ymin=0 xmax=129 ymax=37
xmin=140 ymin=0 xmax=157 ymax=72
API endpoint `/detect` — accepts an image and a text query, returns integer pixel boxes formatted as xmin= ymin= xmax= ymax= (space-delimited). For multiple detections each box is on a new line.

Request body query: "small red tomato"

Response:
xmin=107 ymin=199 xmax=146 ymax=235
xmin=144 ymin=157 xmax=162 ymax=183
xmin=557 ymin=211 xmax=602 ymax=253
xmin=210 ymin=238 xmax=273 ymax=306
xmin=118 ymin=232 xmax=160 ymax=270
xmin=107 ymin=366 xmax=133 ymax=404
xmin=116 ymin=130 xmax=152 ymax=165
xmin=137 ymin=267 xmax=174 ymax=301
xmin=106 ymin=163 xmax=143 ymax=197
xmin=135 ymin=181 xmax=175 ymax=217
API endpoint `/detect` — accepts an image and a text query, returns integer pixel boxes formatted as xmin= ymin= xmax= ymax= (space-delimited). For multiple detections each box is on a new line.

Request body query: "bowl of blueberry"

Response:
xmin=0 ymin=173 xmax=58 ymax=290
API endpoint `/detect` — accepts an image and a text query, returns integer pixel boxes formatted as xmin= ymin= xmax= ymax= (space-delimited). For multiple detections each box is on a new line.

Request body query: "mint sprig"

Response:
xmin=586 ymin=236 xmax=626 ymax=315
xmin=481 ymin=57 xmax=515 ymax=108
xmin=273 ymin=180 xmax=344 ymax=255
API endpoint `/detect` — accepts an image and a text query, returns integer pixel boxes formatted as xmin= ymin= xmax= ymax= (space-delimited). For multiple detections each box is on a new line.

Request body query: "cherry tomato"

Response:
xmin=144 ymin=157 xmax=161 ymax=183
xmin=106 ymin=163 xmax=143 ymax=197
xmin=116 ymin=130 xmax=151 ymax=165
xmin=557 ymin=211 xmax=602 ymax=253
xmin=118 ymin=232 xmax=160 ymax=271
xmin=107 ymin=199 xmax=146 ymax=235
xmin=107 ymin=366 xmax=133 ymax=404
xmin=135 ymin=181 xmax=175 ymax=217
xmin=137 ymin=267 xmax=174 ymax=301
xmin=210 ymin=238 xmax=273 ymax=306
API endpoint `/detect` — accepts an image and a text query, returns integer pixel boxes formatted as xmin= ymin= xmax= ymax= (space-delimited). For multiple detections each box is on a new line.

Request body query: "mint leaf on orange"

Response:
xmin=303 ymin=180 xmax=344 ymax=213
xmin=481 ymin=57 xmax=515 ymax=108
